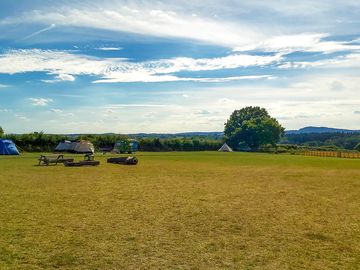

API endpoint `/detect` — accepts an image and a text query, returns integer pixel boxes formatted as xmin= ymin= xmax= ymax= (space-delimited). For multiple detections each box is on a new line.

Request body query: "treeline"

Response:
xmin=3 ymin=132 xmax=223 ymax=152
xmin=281 ymin=132 xmax=360 ymax=150
xmin=5 ymin=133 xmax=66 ymax=152
xmin=138 ymin=138 xmax=222 ymax=151
xmin=3 ymin=131 xmax=359 ymax=153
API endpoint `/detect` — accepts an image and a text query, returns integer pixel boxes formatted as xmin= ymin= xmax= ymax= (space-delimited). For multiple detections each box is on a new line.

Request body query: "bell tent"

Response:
xmin=0 ymin=139 xmax=20 ymax=155
xmin=218 ymin=143 xmax=233 ymax=152
xmin=73 ymin=140 xmax=95 ymax=154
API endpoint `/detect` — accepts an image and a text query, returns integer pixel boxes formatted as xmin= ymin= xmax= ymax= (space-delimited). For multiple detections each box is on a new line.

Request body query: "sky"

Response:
xmin=0 ymin=0 xmax=360 ymax=134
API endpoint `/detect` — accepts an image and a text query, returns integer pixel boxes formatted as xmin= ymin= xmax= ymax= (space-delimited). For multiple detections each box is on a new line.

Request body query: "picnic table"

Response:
xmin=38 ymin=155 xmax=74 ymax=166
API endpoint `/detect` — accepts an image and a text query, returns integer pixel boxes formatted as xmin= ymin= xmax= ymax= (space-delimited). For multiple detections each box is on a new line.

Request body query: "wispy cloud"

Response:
xmin=235 ymin=33 xmax=360 ymax=53
xmin=50 ymin=109 xmax=62 ymax=113
xmin=29 ymin=98 xmax=53 ymax=106
xmin=15 ymin=114 xmax=30 ymax=121
xmin=279 ymin=53 xmax=360 ymax=69
xmin=105 ymin=104 xmax=169 ymax=108
xmin=1 ymin=4 xmax=264 ymax=48
xmin=0 ymin=49 xmax=281 ymax=83
xmin=96 ymin=47 xmax=122 ymax=51
xmin=22 ymin=24 xmax=56 ymax=40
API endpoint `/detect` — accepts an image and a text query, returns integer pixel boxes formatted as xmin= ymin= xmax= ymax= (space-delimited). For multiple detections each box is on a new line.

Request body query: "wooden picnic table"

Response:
xmin=38 ymin=155 xmax=74 ymax=166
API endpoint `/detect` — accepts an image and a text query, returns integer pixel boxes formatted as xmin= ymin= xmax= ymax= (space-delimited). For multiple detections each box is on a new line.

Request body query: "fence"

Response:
xmin=299 ymin=151 xmax=360 ymax=159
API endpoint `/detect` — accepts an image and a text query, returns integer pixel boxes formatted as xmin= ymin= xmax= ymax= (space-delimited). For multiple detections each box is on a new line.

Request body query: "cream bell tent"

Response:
xmin=218 ymin=143 xmax=233 ymax=152
xmin=73 ymin=140 xmax=95 ymax=154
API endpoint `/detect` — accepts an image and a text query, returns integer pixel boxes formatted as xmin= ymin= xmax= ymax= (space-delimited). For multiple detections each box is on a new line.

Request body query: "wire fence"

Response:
xmin=298 ymin=151 xmax=360 ymax=159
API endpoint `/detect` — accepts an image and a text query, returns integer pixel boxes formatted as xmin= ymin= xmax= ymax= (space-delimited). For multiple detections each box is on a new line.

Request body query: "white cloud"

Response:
xmin=50 ymin=109 xmax=62 ymax=113
xmin=105 ymin=104 xmax=168 ymax=108
xmin=15 ymin=114 xmax=30 ymax=121
xmin=235 ymin=33 xmax=360 ymax=53
xmin=0 ymin=84 xmax=9 ymax=88
xmin=2 ymin=1 xmax=359 ymax=54
xmin=42 ymin=73 xmax=75 ymax=83
xmin=0 ymin=49 xmax=281 ymax=83
xmin=330 ymin=81 xmax=345 ymax=91
xmin=279 ymin=53 xmax=360 ymax=69
xmin=195 ymin=109 xmax=211 ymax=115
xmin=96 ymin=47 xmax=122 ymax=51
xmin=1 ymin=4 xmax=264 ymax=48
xmin=29 ymin=98 xmax=53 ymax=106
xmin=218 ymin=98 xmax=235 ymax=104
xmin=143 ymin=112 xmax=156 ymax=119
xmin=57 ymin=73 xmax=75 ymax=81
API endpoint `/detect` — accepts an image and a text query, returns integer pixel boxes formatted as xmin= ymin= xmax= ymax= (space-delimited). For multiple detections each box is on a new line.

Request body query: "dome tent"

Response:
xmin=54 ymin=140 xmax=94 ymax=154
xmin=0 ymin=139 xmax=20 ymax=155
xmin=55 ymin=140 xmax=76 ymax=152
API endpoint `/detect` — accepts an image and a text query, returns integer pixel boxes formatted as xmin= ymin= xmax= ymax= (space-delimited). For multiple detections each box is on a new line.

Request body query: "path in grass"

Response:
xmin=1 ymin=152 xmax=360 ymax=269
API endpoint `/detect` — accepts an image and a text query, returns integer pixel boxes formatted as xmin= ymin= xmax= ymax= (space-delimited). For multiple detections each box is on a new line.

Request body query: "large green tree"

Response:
xmin=224 ymin=106 xmax=284 ymax=150
xmin=0 ymin=126 xmax=4 ymax=137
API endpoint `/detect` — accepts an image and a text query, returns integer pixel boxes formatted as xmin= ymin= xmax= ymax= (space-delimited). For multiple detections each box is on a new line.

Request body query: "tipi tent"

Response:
xmin=0 ymin=139 xmax=20 ymax=155
xmin=218 ymin=143 xmax=233 ymax=152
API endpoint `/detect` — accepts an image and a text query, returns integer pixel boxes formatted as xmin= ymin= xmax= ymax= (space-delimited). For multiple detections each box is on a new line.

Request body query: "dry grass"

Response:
xmin=0 ymin=152 xmax=360 ymax=269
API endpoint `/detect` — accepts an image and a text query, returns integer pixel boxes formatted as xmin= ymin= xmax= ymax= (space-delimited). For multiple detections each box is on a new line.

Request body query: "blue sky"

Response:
xmin=0 ymin=0 xmax=360 ymax=133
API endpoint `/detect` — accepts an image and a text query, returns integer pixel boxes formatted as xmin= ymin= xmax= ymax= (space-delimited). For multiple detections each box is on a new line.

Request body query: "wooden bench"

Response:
xmin=107 ymin=156 xmax=138 ymax=165
xmin=64 ymin=154 xmax=100 ymax=167
xmin=38 ymin=155 xmax=74 ymax=166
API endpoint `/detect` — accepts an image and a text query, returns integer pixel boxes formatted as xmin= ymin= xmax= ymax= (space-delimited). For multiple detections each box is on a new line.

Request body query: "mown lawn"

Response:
xmin=0 ymin=152 xmax=359 ymax=269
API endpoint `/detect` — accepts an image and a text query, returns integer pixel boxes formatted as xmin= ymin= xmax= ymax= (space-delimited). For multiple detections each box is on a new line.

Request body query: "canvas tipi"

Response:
xmin=218 ymin=143 xmax=233 ymax=152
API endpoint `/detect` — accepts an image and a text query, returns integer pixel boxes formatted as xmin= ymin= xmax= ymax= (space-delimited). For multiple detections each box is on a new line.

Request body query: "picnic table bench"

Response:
xmin=38 ymin=155 xmax=74 ymax=166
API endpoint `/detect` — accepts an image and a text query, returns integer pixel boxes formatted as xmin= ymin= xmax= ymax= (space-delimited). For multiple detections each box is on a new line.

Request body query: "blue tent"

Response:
xmin=0 ymin=139 xmax=20 ymax=155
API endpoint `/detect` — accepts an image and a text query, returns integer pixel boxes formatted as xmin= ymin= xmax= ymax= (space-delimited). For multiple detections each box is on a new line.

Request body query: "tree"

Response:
xmin=0 ymin=126 xmax=3 ymax=137
xmin=224 ymin=106 xmax=284 ymax=150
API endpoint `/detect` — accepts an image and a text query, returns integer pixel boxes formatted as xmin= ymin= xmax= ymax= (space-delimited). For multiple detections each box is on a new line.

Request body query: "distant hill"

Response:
xmin=286 ymin=126 xmax=360 ymax=135
xmin=127 ymin=132 xmax=224 ymax=138
xmin=62 ymin=127 xmax=359 ymax=137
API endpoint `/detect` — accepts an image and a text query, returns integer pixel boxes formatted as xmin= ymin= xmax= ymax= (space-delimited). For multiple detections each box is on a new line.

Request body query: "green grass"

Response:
xmin=0 ymin=152 xmax=360 ymax=269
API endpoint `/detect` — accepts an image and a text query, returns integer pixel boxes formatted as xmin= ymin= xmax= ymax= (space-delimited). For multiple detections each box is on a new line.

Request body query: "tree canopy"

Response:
xmin=0 ymin=126 xmax=4 ymax=137
xmin=224 ymin=106 xmax=284 ymax=150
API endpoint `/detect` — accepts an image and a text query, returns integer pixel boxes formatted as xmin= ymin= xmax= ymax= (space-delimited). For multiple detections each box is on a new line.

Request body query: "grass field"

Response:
xmin=1 ymin=152 xmax=360 ymax=269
